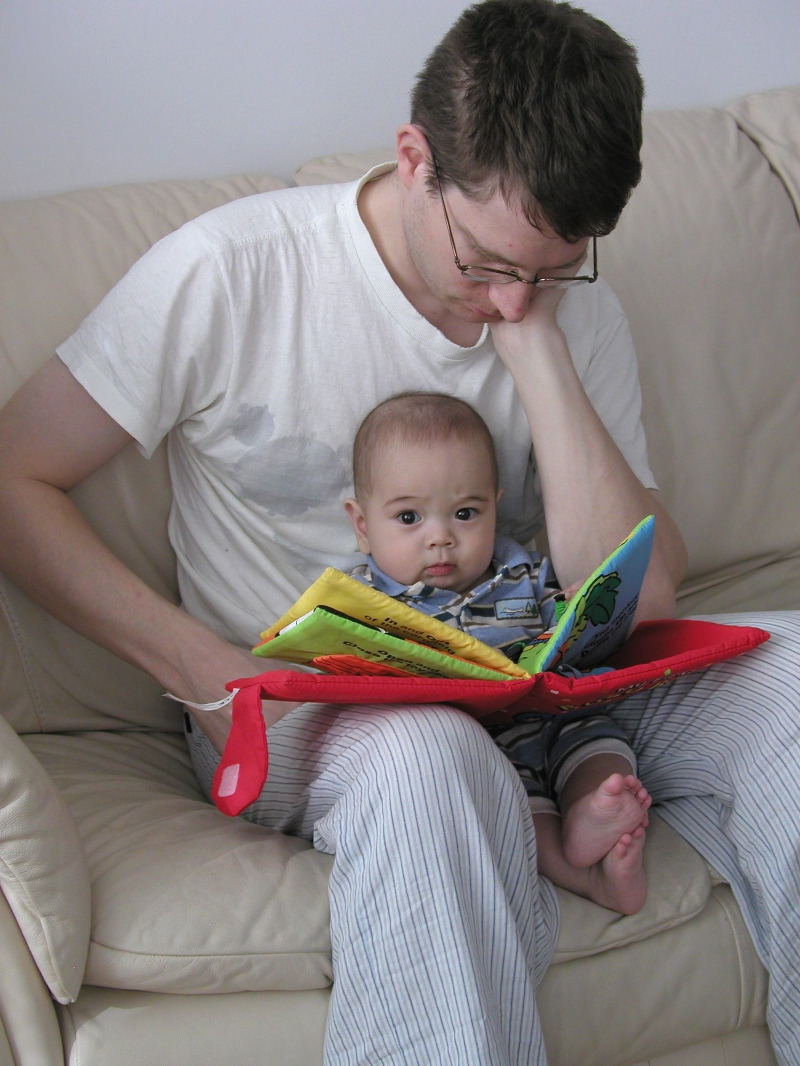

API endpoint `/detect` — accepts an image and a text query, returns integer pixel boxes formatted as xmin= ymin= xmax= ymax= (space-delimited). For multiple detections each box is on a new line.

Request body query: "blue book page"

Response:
xmin=516 ymin=515 xmax=655 ymax=674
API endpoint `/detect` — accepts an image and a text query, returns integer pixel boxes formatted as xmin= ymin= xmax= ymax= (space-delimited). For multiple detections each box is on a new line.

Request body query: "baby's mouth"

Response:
xmin=425 ymin=562 xmax=455 ymax=576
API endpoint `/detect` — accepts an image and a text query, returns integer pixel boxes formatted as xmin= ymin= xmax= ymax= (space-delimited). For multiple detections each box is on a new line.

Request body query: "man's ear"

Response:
xmin=344 ymin=498 xmax=372 ymax=555
xmin=496 ymin=487 xmax=504 ymax=504
xmin=395 ymin=124 xmax=431 ymax=190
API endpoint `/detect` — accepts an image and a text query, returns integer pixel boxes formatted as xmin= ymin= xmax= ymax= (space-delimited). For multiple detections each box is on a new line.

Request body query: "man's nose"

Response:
xmin=488 ymin=281 xmax=532 ymax=323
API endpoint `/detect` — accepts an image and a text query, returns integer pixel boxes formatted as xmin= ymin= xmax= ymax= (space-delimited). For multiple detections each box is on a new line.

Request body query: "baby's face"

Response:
xmin=348 ymin=436 xmax=499 ymax=593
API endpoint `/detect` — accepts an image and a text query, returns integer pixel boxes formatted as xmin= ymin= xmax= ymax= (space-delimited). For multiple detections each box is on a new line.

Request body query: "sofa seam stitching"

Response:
xmin=0 ymin=581 xmax=49 ymax=731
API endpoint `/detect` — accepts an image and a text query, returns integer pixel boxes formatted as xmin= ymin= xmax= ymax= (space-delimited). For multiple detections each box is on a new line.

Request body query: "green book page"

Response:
xmin=258 ymin=566 xmax=528 ymax=678
xmin=516 ymin=514 xmax=656 ymax=674
xmin=255 ymin=607 xmax=514 ymax=681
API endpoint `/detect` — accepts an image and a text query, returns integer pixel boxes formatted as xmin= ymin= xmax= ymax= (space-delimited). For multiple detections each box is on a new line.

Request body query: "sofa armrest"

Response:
xmin=0 ymin=891 xmax=64 ymax=1065
xmin=0 ymin=715 xmax=90 ymax=1004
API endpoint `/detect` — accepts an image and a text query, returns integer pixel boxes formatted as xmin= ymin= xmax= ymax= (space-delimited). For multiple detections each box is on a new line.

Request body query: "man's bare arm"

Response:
xmin=0 ymin=357 xmax=296 ymax=751
xmin=492 ymin=302 xmax=687 ymax=620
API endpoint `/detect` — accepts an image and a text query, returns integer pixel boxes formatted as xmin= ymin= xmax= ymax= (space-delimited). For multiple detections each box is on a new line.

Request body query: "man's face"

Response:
xmin=346 ymin=435 xmax=499 ymax=593
xmin=402 ymin=175 xmax=591 ymax=327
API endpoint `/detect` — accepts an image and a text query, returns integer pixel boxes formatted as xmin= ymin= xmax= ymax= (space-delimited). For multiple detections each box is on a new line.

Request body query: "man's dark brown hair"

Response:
xmin=411 ymin=0 xmax=644 ymax=241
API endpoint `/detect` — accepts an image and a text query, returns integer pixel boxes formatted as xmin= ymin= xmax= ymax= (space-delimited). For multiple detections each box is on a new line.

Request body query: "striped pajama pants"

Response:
xmin=187 ymin=610 xmax=800 ymax=1066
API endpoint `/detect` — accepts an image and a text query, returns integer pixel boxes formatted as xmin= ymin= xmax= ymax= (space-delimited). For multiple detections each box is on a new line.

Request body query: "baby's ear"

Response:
xmin=344 ymin=498 xmax=371 ymax=554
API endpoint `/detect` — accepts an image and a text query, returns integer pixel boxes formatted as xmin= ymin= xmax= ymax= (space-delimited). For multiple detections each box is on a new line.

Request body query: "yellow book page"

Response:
xmin=258 ymin=567 xmax=529 ymax=679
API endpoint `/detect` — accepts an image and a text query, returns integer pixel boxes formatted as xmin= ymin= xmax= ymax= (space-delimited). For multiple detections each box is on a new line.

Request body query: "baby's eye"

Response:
xmin=397 ymin=511 xmax=421 ymax=525
xmin=455 ymin=507 xmax=478 ymax=521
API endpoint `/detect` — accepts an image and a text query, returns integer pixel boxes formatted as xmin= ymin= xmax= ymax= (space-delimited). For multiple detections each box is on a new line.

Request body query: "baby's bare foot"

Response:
xmin=585 ymin=825 xmax=648 ymax=914
xmin=563 ymin=773 xmax=651 ymax=868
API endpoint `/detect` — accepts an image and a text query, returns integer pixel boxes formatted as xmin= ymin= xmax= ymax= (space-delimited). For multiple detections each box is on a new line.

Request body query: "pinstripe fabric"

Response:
xmin=186 ymin=610 xmax=800 ymax=1065
xmin=608 ymin=611 xmax=800 ymax=1066
xmin=187 ymin=702 xmax=559 ymax=1065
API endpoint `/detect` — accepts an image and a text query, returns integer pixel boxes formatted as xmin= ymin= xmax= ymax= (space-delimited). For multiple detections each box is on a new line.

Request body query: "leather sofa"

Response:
xmin=1 ymin=85 xmax=798 ymax=1066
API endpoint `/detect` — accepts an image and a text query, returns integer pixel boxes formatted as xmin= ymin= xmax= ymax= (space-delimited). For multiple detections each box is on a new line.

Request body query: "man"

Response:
xmin=1 ymin=2 xmax=798 ymax=1063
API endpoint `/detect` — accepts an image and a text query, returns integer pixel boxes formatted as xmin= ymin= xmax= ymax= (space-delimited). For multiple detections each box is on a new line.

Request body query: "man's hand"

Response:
xmin=490 ymin=295 xmax=565 ymax=375
xmin=489 ymin=259 xmax=583 ymax=374
xmin=177 ymin=642 xmax=302 ymax=754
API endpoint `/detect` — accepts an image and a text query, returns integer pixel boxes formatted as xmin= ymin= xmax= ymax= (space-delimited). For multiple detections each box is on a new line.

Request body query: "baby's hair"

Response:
xmin=353 ymin=392 xmax=499 ymax=500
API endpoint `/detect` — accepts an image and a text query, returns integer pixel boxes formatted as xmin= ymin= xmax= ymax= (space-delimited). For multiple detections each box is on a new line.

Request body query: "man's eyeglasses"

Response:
xmin=432 ymin=158 xmax=598 ymax=288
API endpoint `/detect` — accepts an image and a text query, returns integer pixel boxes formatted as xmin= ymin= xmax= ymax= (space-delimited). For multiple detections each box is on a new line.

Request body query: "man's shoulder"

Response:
xmin=174 ymin=179 xmax=359 ymax=257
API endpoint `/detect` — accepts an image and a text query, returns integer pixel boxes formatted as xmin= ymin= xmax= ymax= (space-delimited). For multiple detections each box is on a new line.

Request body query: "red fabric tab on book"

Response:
xmin=211 ymin=680 xmax=270 ymax=817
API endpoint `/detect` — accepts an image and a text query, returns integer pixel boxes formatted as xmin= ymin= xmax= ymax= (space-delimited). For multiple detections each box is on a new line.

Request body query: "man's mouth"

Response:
xmin=465 ymin=302 xmax=500 ymax=321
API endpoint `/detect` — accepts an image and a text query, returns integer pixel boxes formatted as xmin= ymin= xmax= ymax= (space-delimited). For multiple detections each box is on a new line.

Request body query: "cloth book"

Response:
xmin=255 ymin=515 xmax=657 ymax=679
xmin=211 ymin=515 xmax=770 ymax=815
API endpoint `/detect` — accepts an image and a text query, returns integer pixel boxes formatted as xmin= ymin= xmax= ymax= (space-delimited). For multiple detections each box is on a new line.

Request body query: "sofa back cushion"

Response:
xmin=605 ymin=90 xmax=800 ymax=614
xmin=0 ymin=175 xmax=285 ymax=734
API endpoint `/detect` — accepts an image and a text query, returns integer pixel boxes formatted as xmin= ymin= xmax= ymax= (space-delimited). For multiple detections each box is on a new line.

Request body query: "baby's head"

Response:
xmin=345 ymin=392 xmax=501 ymax=593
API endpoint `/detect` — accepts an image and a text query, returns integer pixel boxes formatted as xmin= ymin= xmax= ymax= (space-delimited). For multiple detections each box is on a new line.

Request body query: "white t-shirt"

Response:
xmin=58 ymin=165 xmax=656 ymax=647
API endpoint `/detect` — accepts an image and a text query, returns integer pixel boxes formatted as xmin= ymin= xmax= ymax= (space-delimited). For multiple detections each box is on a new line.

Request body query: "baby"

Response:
xmin=345 ymin=392 xmax=651 ymax=914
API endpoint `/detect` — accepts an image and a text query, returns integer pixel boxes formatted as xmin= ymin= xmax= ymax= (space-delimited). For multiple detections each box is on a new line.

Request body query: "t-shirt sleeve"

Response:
xmin=57 ymin=224 xmax=234 ymax=459
xmin=559 ymin=279 xmax=658 ymax=491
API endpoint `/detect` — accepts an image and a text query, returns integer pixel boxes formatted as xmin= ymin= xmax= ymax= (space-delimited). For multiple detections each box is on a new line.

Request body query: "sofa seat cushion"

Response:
xmin=540 ymin=882 xmax=770 ymax=1064
xmin=25 ymin=728 xmax=728 ymax=1000
xmin=56 ymin=886 xmax=771 ymax=1066
xmin=24 ymin=732 xmax=333 ymax=995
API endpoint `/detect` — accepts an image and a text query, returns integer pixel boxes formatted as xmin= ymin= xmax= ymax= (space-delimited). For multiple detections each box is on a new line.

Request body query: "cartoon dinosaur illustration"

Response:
xmin=552 ymin=571 xmax=622 ymax=663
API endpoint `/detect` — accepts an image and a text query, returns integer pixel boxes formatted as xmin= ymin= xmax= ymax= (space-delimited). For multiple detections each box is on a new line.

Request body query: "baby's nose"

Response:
xmin=427 ymin=521 xmax=455 ymax=547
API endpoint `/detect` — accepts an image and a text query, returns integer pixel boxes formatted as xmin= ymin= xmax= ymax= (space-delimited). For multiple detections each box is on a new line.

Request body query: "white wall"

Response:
xmin=1 ymin=0 xmax=797 ymax=202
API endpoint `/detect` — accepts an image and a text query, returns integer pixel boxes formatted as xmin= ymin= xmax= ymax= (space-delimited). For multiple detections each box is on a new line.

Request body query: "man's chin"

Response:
xmin=462 ymin=302 xmax=500 ymax=322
